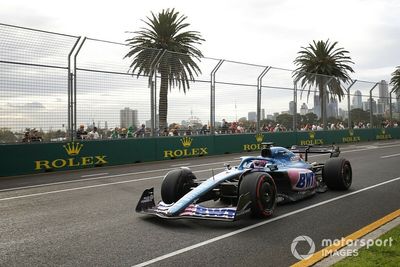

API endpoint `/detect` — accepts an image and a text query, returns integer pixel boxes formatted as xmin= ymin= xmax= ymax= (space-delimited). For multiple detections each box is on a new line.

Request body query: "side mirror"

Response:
xmin=268 ymin=164 xmax=278 ymax=171
xmin=224 ymin=163 xmax=231 ymax=170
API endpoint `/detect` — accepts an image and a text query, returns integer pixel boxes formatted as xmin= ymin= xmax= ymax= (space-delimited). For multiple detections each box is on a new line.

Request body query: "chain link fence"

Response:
xmin=0 ymin=23 xmax=399 ymax=144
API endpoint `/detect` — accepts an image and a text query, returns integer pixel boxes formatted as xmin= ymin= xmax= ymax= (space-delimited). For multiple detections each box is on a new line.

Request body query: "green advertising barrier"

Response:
xmin=214 ymin=132 xmax=297 ymax=155
xmin=0 ymin=138 xmax=158 ymax=177
xmin=1 ymin=128 xmax=400 ymax=177
xmin=294 ymin=128 xmax=394 ymax=146
xmin=155 ymin=135 xmax=215 ymax=160
xmin=374 ymin=127 xmax=399 ymax=140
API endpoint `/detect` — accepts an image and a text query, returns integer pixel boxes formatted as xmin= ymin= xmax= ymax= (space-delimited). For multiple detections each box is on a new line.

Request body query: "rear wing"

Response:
xmin=290 ymin=145 xmax=340 ymax=161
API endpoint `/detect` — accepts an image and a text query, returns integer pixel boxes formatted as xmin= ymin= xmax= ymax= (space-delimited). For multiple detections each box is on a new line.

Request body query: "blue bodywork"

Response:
xmin=136 ymin=146 xmax=323 ymax=221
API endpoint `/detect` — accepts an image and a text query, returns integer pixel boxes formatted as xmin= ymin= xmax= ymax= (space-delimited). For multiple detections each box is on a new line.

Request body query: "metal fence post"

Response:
xmin=257 ymin=67 xmax=270 ymax=133
xmin=210 ymin=60 xmax=224 ymax=135
xmin=344 ymin=79 xmax=357 ymax=128
xmin=67 ymin=37 xmax=81 ymax=141
xmin=293 ymin=81 xmax=297 ymax=131
xmin=389 ymin=87 xmax=396 ymax=121
xmin=72 ymin=37 xmax=86 ymax=140
xmin=369 ymin=82 xmax=379 ymax=128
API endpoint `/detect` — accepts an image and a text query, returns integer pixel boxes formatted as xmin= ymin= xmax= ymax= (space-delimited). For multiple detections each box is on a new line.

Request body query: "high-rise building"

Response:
xmin=339 ymin=108 xmax=348 ymax=119
xmin=120 ymin=107 xmax=138 ymax=129
xmin=145 ymin=114 xmax=159 ymax=129
xmin=352 ymin=90 xmax=362 ymax=109
xmin=261 ymin=109 xmax=265 ymax=120
xmin=363 ymin=98 xmax=377 ymax=114
xmin=377 ymin=99 xmax=386 ymax=115
xmin=248 ymin=111 xmax=257 ymax=122
xmin=327 ymin=99 xmax=338 ymax=118
xmin=379 ymin=80 xmax=389 ymax=106
xmin=300 ymin=103 xmax=308 ymax=115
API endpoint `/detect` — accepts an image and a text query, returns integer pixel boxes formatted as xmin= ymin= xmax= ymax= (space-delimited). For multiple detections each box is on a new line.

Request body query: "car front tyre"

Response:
xmin=161 ymin=168 xmax=195 ymax=204
xmin=239 ymin=172 xmax=277 ymax=218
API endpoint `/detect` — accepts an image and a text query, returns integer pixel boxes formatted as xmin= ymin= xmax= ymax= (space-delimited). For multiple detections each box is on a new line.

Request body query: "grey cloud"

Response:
xmin=7 ymin=102 xmax=45 ymax=109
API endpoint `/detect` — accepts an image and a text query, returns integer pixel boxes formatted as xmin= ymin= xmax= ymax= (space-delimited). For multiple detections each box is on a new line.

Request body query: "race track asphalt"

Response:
xmin=1 ymin=140 xmax=399 ymax=267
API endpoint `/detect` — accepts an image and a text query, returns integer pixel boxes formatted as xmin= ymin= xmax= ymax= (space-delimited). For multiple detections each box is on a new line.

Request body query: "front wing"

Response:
xmin=135 ymin=188 xmax=251 ymax=221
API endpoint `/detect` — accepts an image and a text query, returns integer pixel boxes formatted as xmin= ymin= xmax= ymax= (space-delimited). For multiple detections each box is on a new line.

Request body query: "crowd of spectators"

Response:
xmin=18 ymin=118 xmax=400 ymax=143
xmin=76 ymin=125 xmax=100 ymax=140
xmin=22 ymin=128 xmax=42 ymax=142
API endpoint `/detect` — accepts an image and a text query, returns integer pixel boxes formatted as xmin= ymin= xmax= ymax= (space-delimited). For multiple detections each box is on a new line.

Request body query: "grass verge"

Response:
xmin=333 ymin=225 xmax=399 ymax=267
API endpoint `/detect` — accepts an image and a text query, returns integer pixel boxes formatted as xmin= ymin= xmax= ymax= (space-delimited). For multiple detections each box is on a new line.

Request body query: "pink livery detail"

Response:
xmin=287 ymin=168 xmax=316 ymax=191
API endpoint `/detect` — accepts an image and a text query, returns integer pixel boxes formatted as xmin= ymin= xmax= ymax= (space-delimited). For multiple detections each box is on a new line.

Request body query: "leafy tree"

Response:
xmin=0 ymin=128 xmax=16 ymax=143
xmin=390 ymin=66 xmax=400 ymax=94
xmin=302 ymin=112 xmax=318 ymax=125
xmin=350 ymin=108 xmax=372 ymax=126
xmin=293 ymin=40 xmax=354 ymax=129
xmin=125 ymin=9 xmax=204 ymax=130
xmin=276 ymin=113 xmax=293 ymax=130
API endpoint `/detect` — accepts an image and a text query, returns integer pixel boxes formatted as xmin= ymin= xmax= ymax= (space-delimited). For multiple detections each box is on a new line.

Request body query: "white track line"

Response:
xmin=132 ymin=177 xmax=400 ymax=267
xmin=380 ymin=153 xmax=400 ymax=159
xmin=81 ymin=172 xmax=109 ymax=178
xmin=0 ymin=168 xmax=224 ymax=201
xmin=0 ymin=161 xmax=237 ymax=193
xmin=171 ymin=163 xmax=191 ymax=167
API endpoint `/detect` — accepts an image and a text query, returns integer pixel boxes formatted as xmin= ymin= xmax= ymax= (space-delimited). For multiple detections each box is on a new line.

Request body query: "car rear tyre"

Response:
xmin=161 ymin=168 xmax=196 ymax=204
xmin=239 ymin=172 xmax=277 ymax=218
xmin=323 ymin=158 xmax=352 ymax=190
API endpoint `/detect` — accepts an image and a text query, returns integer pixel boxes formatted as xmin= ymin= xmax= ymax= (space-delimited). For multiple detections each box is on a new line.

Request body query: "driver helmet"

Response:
xmin=253 ymin=159 xmax=267 ymax=168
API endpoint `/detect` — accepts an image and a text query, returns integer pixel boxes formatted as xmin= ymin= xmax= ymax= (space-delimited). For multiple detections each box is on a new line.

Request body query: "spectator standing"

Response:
xmin=110 ymin=127 xmax=120 ymax=139
xmin=185 ymin=126 xmax=193 ymax=135
xmin=170 ymin=125 xmax=179 ymax=136
xmin=88 ymin=127 xmax=100 ymax=140
xmin=221 ymin=119 xmax=228 ymax=134
xmin=127 ymin=126 xmax=134 ymax=138
xmin=30 ymin=129 xmax=42 ymax=142
xmin=76 ymin=125 xmax=87 ymax=140
xmin=200 ymin=124 xmax=208 ymax=135
xmin=22 ymin=132 xmax=30 ymax=142
xmin=135 ymin=124 xmax=146 ymax=137
xmin=160 ymin=127 xmax=169 ymax=136
xmin=119 ymin=128 xmax=127 ymax=138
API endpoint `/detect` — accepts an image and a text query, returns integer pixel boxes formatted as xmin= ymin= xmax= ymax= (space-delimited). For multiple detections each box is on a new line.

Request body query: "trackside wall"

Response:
xmin=1 ymin=128 xmax=399 ymax=177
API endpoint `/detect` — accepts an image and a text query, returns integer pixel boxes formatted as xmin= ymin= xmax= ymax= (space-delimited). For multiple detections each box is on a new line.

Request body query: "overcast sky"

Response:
xmin=1 ymin=0 xmax=399 ymax=131
xmin=1 ymin=0 xmax=399 ymax=81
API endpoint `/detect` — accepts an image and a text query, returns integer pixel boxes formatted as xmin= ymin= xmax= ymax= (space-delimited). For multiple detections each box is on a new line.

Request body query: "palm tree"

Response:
xmin=125 ymin=8 xmax=204 ymax=131
xmin=293 ymin=40 xmax=354 ymax=129
xmin=390 ymin=66 xmax=400 ymax=94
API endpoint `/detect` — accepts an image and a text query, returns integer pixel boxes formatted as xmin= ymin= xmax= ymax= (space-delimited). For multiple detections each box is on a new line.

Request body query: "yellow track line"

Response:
xmin=291 ymin=209 xmax=400 ymax=267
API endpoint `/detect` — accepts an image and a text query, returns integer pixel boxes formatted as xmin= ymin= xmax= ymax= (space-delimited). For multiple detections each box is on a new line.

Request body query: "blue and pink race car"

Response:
xmin=136 ymin=143 xmax=352 ymax=221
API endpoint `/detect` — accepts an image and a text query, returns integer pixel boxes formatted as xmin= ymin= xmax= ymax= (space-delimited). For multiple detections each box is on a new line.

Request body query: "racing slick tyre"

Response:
xmin=239 ymin=172 xmax=277 ymax=218
xmin=323 ymin=157 xmax=352 ymax=190
xmin=161 ymin=168 xmax=196 ymax=204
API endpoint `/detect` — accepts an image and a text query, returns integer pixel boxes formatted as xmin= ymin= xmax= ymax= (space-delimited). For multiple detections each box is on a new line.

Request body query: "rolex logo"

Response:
xmin=63 ymin=142 xmax=83 ymax=156
xmin=349 ymin=129 xmax=354 ymax=136
xmin=309 ymin=131 xmax=315 ymax=139
xmin=180 ymin=137 xmax=193 ymax=147
xmin=255 ymin=133 xmax=264 ymax=143
xmin=381 ymin=128 xmax=386 ymax=135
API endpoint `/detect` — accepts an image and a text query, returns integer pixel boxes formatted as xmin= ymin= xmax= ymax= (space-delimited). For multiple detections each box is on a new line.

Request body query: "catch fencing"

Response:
xmin=0 ymin=23 xmax=399 ymax=144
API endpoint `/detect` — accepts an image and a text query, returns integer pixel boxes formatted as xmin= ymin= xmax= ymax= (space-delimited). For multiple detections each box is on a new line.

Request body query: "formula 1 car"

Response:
xmin=136 ymin=143 xmax=352 ymax=221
